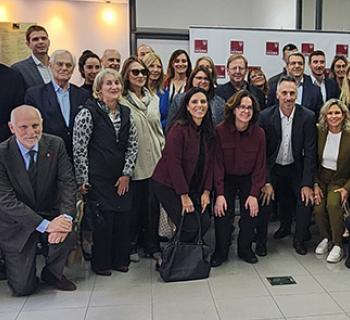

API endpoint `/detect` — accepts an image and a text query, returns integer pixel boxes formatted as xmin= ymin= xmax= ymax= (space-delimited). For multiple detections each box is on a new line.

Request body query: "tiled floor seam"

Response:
xmin=207 ymin=279 xmax=222 ymax=320
xmin=84 ymin=274 xmax=97 ymax=319
xmin=252 ymin=263 xmax=287 ymax=320
xmin=294 ymin=252 xmax=350 ymax=316
xmin=14 ymin=296 xmax=28 ymax=320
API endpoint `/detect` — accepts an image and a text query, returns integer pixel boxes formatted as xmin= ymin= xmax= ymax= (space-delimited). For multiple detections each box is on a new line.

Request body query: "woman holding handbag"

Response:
xmin=151 ymin=87 xmax=216 ymax=252
xmin=73 ymin=68 xmax=138 ymax=276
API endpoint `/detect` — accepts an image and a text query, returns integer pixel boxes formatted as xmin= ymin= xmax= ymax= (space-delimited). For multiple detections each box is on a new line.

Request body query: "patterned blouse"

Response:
xmin=73 ymin=101 xmax=138 ymax=185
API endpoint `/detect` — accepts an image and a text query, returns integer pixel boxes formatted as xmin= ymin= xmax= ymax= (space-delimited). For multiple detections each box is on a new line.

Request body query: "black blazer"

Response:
xmin=266 ymin=75 xmax=323 ymax=117
xmin=0 ymin=134 xmax=76 ymax=253
xmin=216 ymin=81 xmax=266 ymax=110
xmin=324 ymin=78 xmax=340 ymax=101
xmin=0 ymin=64 xmax=25 ymax=142
xmin=258 ymin=104 xmax=317 ymax=187
xmin=24 ymin=82 xmax=89 ymax=158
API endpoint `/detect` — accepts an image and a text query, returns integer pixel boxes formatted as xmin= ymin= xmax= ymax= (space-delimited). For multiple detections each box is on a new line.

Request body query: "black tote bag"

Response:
xmin=159 ymin=211 xmax=211 ymax=282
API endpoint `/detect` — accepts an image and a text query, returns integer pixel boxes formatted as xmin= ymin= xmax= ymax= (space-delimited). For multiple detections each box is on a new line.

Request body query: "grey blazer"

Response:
xmin=12 ymin=56 xmax=45 ymax=89
xmin=0 ymin=134 xmax=76 ymax=253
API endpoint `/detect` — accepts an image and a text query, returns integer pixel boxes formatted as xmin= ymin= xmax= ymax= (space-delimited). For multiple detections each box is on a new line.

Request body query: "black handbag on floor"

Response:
xmin=159 ymin=211 xmax=211 ymax=282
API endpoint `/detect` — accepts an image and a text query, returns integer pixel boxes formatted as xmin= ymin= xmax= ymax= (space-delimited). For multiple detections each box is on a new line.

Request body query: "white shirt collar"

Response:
xmin=279 ymin=105 xmax=296 ymax=120
xmin=31 ymin=53 xmax=46 ymax=67
xmin=310 ymin=74 xmax=324 ymax=86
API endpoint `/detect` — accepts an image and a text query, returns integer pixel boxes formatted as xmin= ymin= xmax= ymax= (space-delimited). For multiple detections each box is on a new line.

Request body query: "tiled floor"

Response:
xmin=1 ymin=223 xmax=350 ymax=320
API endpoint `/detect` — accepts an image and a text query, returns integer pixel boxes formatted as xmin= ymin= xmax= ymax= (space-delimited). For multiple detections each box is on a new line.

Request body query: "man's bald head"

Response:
xmin=9 ymin=105 xmax=43 ymax=149
xmin=101 ymin=49 xmax=121 ymax=71
xmin=10 ymin=105 xmax=42 ymax=124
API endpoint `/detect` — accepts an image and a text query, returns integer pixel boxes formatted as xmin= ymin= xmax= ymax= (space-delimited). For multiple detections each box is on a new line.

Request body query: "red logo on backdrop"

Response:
xmin=215 ymin=65 xmax=226 ymax=78
xmin=194 ymin=39 xmax=208 ymax=53
xmin=248 ymin=66 xmax=262 ymax=72
xmin=301 ymin=43 xmax=314 ymax=55
xmin=336 ymin=44 xmax=348 ymax=57
xmin=230 ymin=40 xmax=244 ymax=54
xmin=266 ymin=42 xmax=279 ymax=55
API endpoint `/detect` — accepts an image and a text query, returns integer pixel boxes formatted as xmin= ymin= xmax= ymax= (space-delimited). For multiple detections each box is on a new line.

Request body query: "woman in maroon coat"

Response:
xmin=151 ymin=87 xmax=216 ymax=245
xmin=212 ymin=90 xmax=266 ymax=266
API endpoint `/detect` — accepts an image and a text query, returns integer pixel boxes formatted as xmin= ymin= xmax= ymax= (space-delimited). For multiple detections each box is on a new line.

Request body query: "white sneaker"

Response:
xmin=129 ymin=252 xmax=140 ymax=263
xmin=326 ymin=245 xmax=343 ymax=263
xmin=315 ymin=238 xmax=328 ymax=255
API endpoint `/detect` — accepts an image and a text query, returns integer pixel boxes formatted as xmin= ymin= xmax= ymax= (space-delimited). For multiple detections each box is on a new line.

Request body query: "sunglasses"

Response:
xmin=130 ymin=69 xmax=148 ymax=76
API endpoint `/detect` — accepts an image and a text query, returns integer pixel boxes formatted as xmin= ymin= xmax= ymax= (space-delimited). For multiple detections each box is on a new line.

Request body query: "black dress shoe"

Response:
xmin=273 ymin=227 xmax=291 ymax=239
xmin=293 ymin=241 xmax=307 ymax=255
xmin=92 ymin=269 xmax=112 ymax=276
xmin=41 ymin=268 xmax=77 ymax=291
xmin=112 ymin=266 xmax=129 ymax=273
xmin=210 ymin=256 xmax=226 ymax=268
xmin=255 ymin=244 xmax=267 ymax=257
xmin=238 ymin=251 xmax=258 ymax=264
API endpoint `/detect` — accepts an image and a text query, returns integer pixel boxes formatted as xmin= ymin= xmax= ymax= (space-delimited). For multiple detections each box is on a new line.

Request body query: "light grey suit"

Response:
xmin=12 ymin=56 xmax=45 ymax=89
xmin=0 ymin=134 xmax=76 ymax=296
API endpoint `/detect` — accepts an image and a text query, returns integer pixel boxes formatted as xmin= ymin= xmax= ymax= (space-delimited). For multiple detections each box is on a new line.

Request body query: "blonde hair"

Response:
xmin=318 ymin=98 xmax=350 ymax=132
xmin=340 ymin=64 xmax=350 ymax=107
xmin=92 ymin=68 xmax=123 ymax=100
xmin=142 ymin=52 xmax=164 ymax=94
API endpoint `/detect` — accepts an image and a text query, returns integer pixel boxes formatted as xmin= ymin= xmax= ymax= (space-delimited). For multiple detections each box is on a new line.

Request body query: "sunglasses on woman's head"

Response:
xmin=130 ymin=69 xmax=148 ymax=76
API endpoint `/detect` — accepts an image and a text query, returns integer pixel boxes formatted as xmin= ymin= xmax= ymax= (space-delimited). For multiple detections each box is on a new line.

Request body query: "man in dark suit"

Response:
xmin=12 ymin=25 xmax=51 ymax=90
xmin=308 ymin=50 xmax=340 ymax=102
xmin=267 ymin=52 xmax=323 ymax=118
xmin=25 ymin=50 xmax=89 ymax=158
xmin=259 ymin=75 xmax=316 ymax=255
xmin=267 ymin=43 xmax=298 ymax=91
xmin=0 ymin=105 xmax=77 ymax=296
xmin=0 ymin=64 xmax=25 ymax=142
xmin=216 ymin=54 xmax=266 ymax=109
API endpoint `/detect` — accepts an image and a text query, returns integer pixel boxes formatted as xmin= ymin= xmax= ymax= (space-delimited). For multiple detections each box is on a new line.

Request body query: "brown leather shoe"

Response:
xmin=41 ymin=268 xmax=76 ymax=291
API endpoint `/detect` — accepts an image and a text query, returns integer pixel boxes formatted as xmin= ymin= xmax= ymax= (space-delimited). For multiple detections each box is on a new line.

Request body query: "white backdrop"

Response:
xmin=189 ymin=26 xmax=350 ymax=83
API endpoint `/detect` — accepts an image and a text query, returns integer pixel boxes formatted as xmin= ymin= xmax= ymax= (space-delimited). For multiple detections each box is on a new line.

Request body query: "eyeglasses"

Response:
xmin=55 ymin=61 xmax=73 ymax=69
xmin=194 ymin=76 xmax=209 ymax=82
xmin=130 ymin=69 xmax=148 ymax=76
xmin=237 ymin=105 xmax=253 ymax=111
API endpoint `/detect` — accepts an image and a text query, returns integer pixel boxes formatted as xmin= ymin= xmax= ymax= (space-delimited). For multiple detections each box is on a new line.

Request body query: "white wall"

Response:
xmin=0 ymin=0 xmax=129 ymax=85
xmin=136 ymin=0 xmax=297 ymax=29
xmin=322 ymin=0 xmax=350 ymax=31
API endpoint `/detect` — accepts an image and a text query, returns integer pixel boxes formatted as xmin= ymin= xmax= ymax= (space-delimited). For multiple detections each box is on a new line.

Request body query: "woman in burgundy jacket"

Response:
xmin=212 ymin=90 xmax=266 ymax=267
xmin=151 ymin=87 xmax=216 ymax=245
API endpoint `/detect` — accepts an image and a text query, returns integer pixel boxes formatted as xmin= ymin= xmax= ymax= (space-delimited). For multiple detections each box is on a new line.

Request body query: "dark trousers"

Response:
xmin=129 ymin=179 xmax=149 ymax=252
xmin=273 ymin=164 xmax=312 ymax=242
xmin=214 ymin=175 xmax=257 ymax=260
xmin=129 ymin=179 xmax=161 ymax=255
xmin=256 ymin=203 xmax=271 ymax=246
xmin=91 ymin=210 xmax=130 ymax=271
xmin=2 ymin=231 xmax=75 ymax=296
xmin=151 ymin=180 xmax=211 ymax=242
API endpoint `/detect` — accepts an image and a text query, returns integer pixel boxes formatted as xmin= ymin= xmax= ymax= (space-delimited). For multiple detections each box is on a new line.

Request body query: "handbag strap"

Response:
xmin=174 ymin=208 xmax=204 ymax=244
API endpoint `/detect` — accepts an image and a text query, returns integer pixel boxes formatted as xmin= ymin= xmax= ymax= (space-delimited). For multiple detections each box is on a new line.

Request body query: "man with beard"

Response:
xmin=309 ymin=50 xmax=340 ymax=102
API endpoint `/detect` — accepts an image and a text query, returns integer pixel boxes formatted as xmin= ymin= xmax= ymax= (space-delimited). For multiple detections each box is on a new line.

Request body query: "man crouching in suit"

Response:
xmin=0 ymin=105 xmax=77 ymax=296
